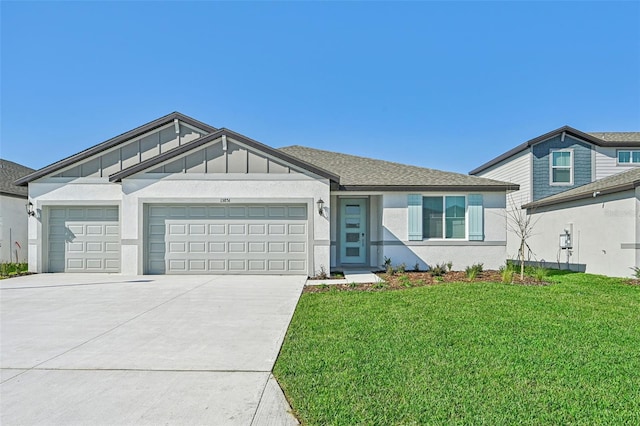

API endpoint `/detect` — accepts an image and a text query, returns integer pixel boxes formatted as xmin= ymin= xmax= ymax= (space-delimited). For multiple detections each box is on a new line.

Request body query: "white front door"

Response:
xmin=340 ymin=199 xmax=367 ymax=264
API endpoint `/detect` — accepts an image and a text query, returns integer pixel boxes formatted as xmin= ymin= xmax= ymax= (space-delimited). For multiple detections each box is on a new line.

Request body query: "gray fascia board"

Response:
xmin=469 ymin=125 xmax=609 ymax=176
xmin=15 ymin=112 xmax=217 ymax=186
xmin=109 ymin=128 xmax=341 ymax=183
xmin=338 ymin=184 xmax=519 ymax=192
xmin=0 ymin=191 xmax=28 ymax=199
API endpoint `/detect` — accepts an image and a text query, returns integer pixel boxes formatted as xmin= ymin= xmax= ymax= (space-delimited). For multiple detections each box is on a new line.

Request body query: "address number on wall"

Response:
xmin=220 ymin=198 xmax=231 ymax=203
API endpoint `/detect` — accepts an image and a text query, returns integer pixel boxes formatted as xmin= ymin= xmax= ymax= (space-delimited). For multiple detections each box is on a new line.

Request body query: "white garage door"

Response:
xmin=48 ymin=206 xmax=120 ymax=272
xmin=146 ymin=204 xmax=309 ymax=275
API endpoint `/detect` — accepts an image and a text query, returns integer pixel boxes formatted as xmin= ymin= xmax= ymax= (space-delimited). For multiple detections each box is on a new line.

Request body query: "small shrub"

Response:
xmin=446 ymin=261 xmax=453 ymax=272
xmin=397 ymin=263 xmax=406 ymax=274
xmin=348 ymin=281 xmax=358 ymax=288
xmin=318 ymin=283 xmax=329 ymax=289
xmin=383 ymin=257 xmax=392 ymax=269
xmin=0 ymin=262 xmax=27 ymax=277
xmin=314 ymin=266 xmax=328 ymax=280
xmin=386 ymin=264 xmax=395 ymax=276
xmin=430 ymin=262 xmax=448 ymax=277
xmin=465 ymin=266 xmax=478 ymax=280
xmin=465 ymin=263 xmax=484 ymax=280
xmin=631 ymin=266 xmax=640 ymax=279
xmin=413 ymin=262 xmax=420 ymax=272
xmin=398 ymin=274 xmax=413 ymax=288
xmin=534 ymin=267 xmax=547 ymax=282
xmin=372 ymin=280 xmax=388 ymax=289
xmin=501 ymin=268 xmax=514 ymax=284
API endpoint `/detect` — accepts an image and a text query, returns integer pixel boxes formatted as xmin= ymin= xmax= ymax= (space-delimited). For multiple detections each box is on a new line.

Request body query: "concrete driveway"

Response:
xmin=0 ymin=274 xmax=305 ymax=425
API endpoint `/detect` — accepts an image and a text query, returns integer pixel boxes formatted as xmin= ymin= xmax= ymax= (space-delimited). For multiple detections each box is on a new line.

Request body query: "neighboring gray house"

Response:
xmin=523 ymin=168 xmax=640 ymax=278
xmin=16 ymin=112 xmax=516 ymax=275
xmin=1 ymin=159 xmax=35 ymax=263
xmin=470 ymin=126 xmax=640 ymax=277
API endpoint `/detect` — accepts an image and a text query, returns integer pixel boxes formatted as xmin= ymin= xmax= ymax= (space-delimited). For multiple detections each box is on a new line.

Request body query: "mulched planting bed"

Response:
xmin=304 ymin=270 xmax=549 ymax=293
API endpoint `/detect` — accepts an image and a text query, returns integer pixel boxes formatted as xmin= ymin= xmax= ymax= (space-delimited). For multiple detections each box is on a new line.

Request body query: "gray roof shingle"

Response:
xmin=523 ymin=167 xmax=640 ymax=209
xmin=1 ymin=159 xmax=34 ymax=197
xmin=279 ymin=145 xmax=517 ymax=191
xmin=587 ymin=132 xmax=640 ymax=143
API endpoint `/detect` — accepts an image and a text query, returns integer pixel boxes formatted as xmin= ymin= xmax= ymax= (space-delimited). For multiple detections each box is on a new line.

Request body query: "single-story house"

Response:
xmin=523 ymin=167 xmax=640 ymax=278
xmin=1 ymin=159 xmax=35 ymax=263
xmin=16 ymin=112 xmax=517 ymax=275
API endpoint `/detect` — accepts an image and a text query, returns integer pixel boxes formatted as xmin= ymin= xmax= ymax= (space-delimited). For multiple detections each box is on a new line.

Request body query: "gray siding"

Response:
xmin=148 ymin=139 xmax=299 ymax=175
xmin=532 ymin=135 xmax=593 ymax=201
xmin=54 ymin=121 xmax=205 ymax=178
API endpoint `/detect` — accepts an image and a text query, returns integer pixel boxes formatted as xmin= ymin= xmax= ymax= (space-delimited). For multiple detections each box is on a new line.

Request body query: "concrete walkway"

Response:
xmin=0 ymin=274 xmax=303 ymax=425
xmin=306 ymin=269 xmax=382 ymax=285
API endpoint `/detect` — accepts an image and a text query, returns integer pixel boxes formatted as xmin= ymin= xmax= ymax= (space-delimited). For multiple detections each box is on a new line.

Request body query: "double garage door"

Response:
xmin=48 ymin=206 xmax=121 ymax=272
xmin=147 ymin=204 xmax=309 ymax=275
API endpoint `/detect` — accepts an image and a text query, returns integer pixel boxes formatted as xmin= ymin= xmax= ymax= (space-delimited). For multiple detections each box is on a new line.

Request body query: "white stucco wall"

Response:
xmin=28 ymin=178 xmax=123 ymax=273
xmin=1 ymin=194 xmax=29 ymax=263
xmin=526 ymin=190 xmax=638 ymax=278
xmin=378 ymin=191 xmax=508 ymax=271
xmin=29 ymin=174 xmax=331 ymax=276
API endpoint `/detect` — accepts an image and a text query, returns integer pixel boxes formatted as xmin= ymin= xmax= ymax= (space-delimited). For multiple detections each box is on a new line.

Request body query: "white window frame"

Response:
xmin=549 ymin=149 xmax=573 ymax=186
xmin=617 ymin=150 xmax=640 ymax=166
xmin=422 ymin=195 xmax=467 ymax=240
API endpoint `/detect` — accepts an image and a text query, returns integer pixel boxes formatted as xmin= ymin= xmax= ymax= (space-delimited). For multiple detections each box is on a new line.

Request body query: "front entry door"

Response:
xmin=340 ymin=199 xmax=367 ymax=264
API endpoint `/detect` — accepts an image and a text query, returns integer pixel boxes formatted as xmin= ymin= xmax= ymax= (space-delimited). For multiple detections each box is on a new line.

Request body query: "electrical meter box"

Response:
xmin=559 ymin=233 xmax=572 ymax=249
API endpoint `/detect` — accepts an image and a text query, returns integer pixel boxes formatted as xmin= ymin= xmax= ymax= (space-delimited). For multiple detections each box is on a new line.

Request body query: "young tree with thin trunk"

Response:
xmin=505 ymin=195 xmax=539 ymax=280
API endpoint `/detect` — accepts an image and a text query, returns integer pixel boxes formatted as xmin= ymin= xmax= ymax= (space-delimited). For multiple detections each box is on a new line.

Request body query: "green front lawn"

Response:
xmin=274 ymin=273 xmax=640 ymax=425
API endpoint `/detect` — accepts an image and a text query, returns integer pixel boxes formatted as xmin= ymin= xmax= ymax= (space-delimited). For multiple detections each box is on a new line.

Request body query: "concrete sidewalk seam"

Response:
xmin=2 ymin=367 xmax=272 ymax=373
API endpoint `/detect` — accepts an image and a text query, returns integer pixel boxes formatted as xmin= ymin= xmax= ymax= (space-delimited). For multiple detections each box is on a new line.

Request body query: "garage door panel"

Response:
xmin=248 ymin=260 xmax=266 ymax=271
xmin=48 ymin=207 xmax=120 ymax=273
xmin=228 ymin=242 xmax=246 ymax=253
xmin=248 ymin=207 xmax=266 ymax=217
xmin=249 ymin=242 xmax=265 ymax=253
xmin=268 ymin=224 xmax=286 ymax=235
xmin=210 ymin=224 xmax=226 ymax=235
xmin=228 ymin=224 xmax=246 ymax=235
xmin=208 ymin=260 xmax=226 ymax=271
xmin=288 ymin=260 xmax=306 ymax=271
xmin=189 ymin=242 xmax=206 ymax=253
xmin=289 ymin=224 xmax=306 ymax=235
xmin=147 ymin=203 xmax=308 ymax=275
xmin=289 ymin=206 xmax=306 ymax=217
xmin=289 ymin=242 xmax=306 ymax=253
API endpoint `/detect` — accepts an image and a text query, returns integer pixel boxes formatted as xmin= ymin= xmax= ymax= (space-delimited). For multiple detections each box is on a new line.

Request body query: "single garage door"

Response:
xmin=147 ymin=204 xmax=308 ymax=275
xmin=48 ymin=206 xmax=121 ymax=272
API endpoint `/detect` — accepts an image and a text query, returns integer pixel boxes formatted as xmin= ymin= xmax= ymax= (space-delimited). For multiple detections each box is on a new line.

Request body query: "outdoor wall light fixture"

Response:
xmin=317 ymin=198 xmax=325 ymax=215
xmin=26 ymin=201 xmax=35 ymax=217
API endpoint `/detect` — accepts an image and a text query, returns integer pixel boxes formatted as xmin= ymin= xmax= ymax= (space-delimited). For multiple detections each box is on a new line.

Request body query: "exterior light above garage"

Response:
xmin=317 ymin=198 xmax=325 ymax=215
xmin=26 ymin=201 xmax=35 ymax=217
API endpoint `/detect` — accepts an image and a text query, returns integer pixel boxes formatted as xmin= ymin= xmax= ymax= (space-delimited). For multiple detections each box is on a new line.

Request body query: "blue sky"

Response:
xmin=2 ymin=1 xmax=639 ymax=174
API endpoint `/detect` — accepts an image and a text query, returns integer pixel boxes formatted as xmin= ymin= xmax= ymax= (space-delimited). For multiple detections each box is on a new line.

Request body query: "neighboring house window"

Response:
xmin=422 ymin=196 xmax=466 ymax=239
xmin=550 ymin=150 xmax=573 ymax=185
xmin=617 ymin=150 xmax=640 ymax=165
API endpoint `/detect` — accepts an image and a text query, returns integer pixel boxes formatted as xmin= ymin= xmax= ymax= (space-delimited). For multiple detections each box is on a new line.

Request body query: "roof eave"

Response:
xmin=337 ymin=184 xmax=519 ymax=192
xmin=469 ymin=125 xmax=607 ymax=176
xmin=15 ymin=112 xmax=218 ymax=186
xmin=109 ymin=128 xmax=341 ymax=184
xmin=523 ymin=182 xmax=637 ymax=210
